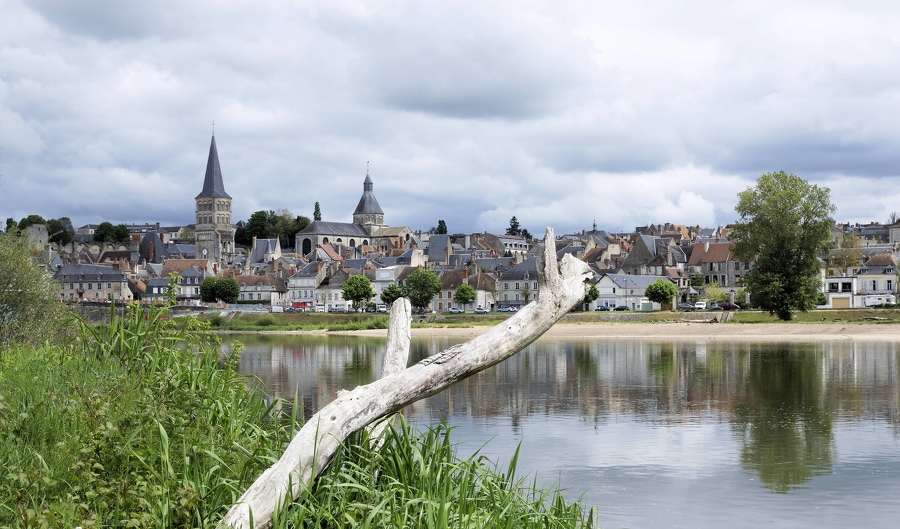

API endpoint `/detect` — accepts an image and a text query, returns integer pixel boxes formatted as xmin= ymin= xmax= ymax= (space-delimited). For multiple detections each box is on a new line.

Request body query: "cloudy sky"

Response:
xmin=2 ymin=0 xmax=900 ymax=237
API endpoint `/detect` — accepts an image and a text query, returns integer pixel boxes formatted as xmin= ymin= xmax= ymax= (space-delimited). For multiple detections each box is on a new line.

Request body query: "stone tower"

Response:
xmin=195 ymin=134 xmax=234 ymax=265
xmin=352 ymin=170 xmax=385 ymax=235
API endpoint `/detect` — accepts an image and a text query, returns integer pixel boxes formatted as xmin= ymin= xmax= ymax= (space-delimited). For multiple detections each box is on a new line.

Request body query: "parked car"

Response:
xmin=448 ymin=307 xmax=463 ymax=313
xmin=497 ymin=306 xmax=516 ymax=312
xmin=474 ymin=306 xmax=489 ymax=314
xmin=595 ymin=305 xmax=611 ymax=311
xmin=614 ymin=305 xmax=629 ymax=311
xmin=720 ymin=301 xmax=741 ymax=310
xmin=694 ymin=301 xmax=707 ymax=310
xmin=678 ymin=302 xmax=694 ymax=310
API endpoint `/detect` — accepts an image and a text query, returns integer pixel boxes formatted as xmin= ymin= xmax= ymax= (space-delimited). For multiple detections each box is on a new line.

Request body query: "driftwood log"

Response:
xmin=220 ymin=227 xmax=592 ymax=529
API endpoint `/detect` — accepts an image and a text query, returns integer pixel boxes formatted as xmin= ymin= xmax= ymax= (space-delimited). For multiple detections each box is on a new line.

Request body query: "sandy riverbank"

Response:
xmin=337 ymin=321 xmax=900 ymax=342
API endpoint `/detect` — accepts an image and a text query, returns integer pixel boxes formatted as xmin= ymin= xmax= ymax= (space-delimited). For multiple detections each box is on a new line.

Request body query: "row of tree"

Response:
xmin=3 ymin=215 xmax=134 ymax=245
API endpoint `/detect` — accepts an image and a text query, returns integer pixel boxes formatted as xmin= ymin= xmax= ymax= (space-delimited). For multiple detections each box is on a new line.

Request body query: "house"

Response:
xmin=287 ymin=261 xmax=327 ymax=310
xmin=235 ymin=274 xmax=288 ymax=305
xmin=686 ymin=241 xmax=747 ymax=296
xmin=594 ymin=273 xmax=676 ymax=311
xmin=497 ymin=257 xmax=539 ymax=309
xmin=53 ymin=263 xmax=132 ymax=302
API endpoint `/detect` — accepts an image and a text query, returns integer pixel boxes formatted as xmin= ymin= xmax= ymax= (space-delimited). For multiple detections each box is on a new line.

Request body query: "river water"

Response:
xmin=223 ymin=333 xmax=900 ymax=529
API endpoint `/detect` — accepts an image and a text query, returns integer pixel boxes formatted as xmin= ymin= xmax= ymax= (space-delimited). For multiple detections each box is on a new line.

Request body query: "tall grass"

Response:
xmin=279 ymin=418 xmax=594 ymax=529
xmin=0 ymin=299 xmax=594 ymax=528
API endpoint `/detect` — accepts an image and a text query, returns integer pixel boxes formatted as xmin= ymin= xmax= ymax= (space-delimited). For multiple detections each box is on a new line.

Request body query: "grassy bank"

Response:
xmin=194 ymin=307 xmax=900 ymax=333
xmin=0 ymin=303 xmax=593 ymax=528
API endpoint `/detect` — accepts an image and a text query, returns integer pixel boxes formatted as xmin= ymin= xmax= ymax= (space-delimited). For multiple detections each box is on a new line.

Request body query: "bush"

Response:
xmin=256 ymin=315 xmax=276 ymax=326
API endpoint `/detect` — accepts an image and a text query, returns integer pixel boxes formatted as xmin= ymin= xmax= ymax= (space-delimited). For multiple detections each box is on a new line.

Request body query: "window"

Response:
xmin=841 ymin=282 xmax=852 ymax=292
xmin=504 ymin=282 xmax=509 ymax=289
xmin=828 ymin=282 xmax=838 ymax=293
xmin=515 ymin=282 xmax=520 ymax=290
xmin=889 ymin=280 xmax=894 ymax=291
xmin=533 ymin=282 xmax=538 ymax=290
xmin=872 ymin=280 xmax=878 ymax=291
xmin=107 ymin=282 xmax=112 ymax=289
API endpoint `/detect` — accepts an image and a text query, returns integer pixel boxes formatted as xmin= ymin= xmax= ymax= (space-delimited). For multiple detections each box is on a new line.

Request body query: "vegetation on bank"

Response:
xmin=1 ymin=305 xmax=593 ymax=527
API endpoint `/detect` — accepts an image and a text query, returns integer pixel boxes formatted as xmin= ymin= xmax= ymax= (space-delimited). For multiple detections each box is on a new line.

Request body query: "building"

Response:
xmin=195 ymin=134 xmax=235 ymax=265
xmin=53 ymin=263 xmax=132 ymax=302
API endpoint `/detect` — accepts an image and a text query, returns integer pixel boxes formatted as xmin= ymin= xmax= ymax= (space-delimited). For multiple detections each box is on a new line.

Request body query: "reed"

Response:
xmin=0 ymin=299 xmax=593 ymax=528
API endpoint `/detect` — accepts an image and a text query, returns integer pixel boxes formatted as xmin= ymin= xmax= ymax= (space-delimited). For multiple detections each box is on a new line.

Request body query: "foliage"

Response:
xmin=0 ymin=300 xmax=298 ymax=528
xmin=583 ymin=284 xmax=599 ymax=304
xmin=0 ymin=234 xmax=69 ymax=348
xmin=731 ymin=171 xmax=835 ymax=320
xmin=830 ymin=231 xmax=864 ymax=274
xmin=16 ymin=214 xmax=46 ymax=231
xmin=435 ymin=219 xmax=448 ymax=234
xmin=240 ymin=209 xmax=310 ymax=248
xmin=690 ymin=273 xmax=704 ymax=288
xmin=200 ymin=277 xmax=218 ymax=302
xmin=313 ymin=201 xmax=322 ymax=221
xmin=283 ymin=418 xmax=593 ymax=528
xmin=216 ymin=277 xmax=240 ymax=304
xmin=402 ymin=269 xmax=442 ymax=310
xmin=380 ymin=284 xmax=403 ymax=305
xmin=46 ymin=217 xmax=74 ymax=245
xmin=341 ymin=275 xmax=376 ymax=310
xmin=199 ymin=277 xmax=240 ymax=304
xmin=703 ymin=281 xmax=728 ymax=303
xmin=506 ymin=216 xmax=521 ymax=236
xmin=94 ymin=221 xmax=131 ymax=243
xmin=453 ymin=283 xmax=477 ymax=307
xmin=644 ymin=280 xmax=675 ymax=305
xmin=4 ymin=218 xmax=15 ymax=233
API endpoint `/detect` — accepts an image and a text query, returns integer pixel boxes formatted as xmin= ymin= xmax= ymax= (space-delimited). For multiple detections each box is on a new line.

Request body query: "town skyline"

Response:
xmin=4 ymin=2 xmax=900 ymax=234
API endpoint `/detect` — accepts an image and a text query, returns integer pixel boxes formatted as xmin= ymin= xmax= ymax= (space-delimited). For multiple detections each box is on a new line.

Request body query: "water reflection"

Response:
xmin=224 ymin=334 xmax=900 ymax=528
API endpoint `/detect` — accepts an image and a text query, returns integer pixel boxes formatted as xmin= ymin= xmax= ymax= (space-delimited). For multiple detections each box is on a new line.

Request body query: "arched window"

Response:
xmin=349 ymin=239 xmax=356 ymax=247
xmin=323 ymin=237 xmax=329 ymax=244
xmin=302 ymin=239 xmax=312 ymax=255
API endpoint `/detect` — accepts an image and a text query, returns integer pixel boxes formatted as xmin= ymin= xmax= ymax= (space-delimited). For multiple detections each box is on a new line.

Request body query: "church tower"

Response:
xmin=352 ymin=170 xmax=385 ymax=235
xmin=195 ymin=134 xmax=234 ymax=265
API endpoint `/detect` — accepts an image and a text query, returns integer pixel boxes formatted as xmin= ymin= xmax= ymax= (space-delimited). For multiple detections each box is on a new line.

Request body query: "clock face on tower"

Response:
xmin=202 ymin=249 xmax=208 ymax=257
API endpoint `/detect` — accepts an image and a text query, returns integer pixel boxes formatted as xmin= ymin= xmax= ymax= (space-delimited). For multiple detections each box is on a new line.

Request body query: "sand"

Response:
xmin=339 ymin=321 xmax=900 ymax=342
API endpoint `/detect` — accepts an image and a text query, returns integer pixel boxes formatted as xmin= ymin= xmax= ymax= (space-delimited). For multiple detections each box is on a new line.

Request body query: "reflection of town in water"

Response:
xmin=225 ymin=333 xmax=900 ymax=497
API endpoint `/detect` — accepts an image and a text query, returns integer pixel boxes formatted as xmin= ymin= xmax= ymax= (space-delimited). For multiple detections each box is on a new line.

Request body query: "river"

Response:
xmin=223 ymin=333 xmax=900 ymax=529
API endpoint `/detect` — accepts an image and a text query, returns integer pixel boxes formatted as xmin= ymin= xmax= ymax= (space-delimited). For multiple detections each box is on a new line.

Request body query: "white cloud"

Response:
xmin=2 ymin=0 xmax=900 ymax=234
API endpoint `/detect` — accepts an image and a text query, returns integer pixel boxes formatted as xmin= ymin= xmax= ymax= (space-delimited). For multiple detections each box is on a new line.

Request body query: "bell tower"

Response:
xmin=195 ymin=133 xmax=234 ymax=265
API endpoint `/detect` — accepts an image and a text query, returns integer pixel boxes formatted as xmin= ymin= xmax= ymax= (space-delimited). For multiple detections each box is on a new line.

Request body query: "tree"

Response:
xmin=380 ymin=284 xmax=403 ymax=305
xmin=582 ymin=284 xmax=599 ymax=309
xmin=645 ymin=280 xmax=676 ymax=306
xmin=506 ymin=216 xmax=521 ymax=236
xmin=889 ymin=211 xmax=900 ymax=225
xmin=342 ymin=275 xmax=375 ymax=310
xmin=453 ymin=284 xmax=476 ymax=309
xmin=703 ymin=281 xmax=727 ymax=303
xmin=17 ymin=214 xmax=46 ymax=231
xmin=436 ymin=220 xmax=448 ymax=234
xmin=690 ymin=273 xmax=704 ymax=289
xmin=0 ymin=233 xmax=67 ymax=347
xmin=200 ymin=277 xmax=218 ymax=302
xmin=215 ymin=277 xmax=240 ymax=304
xmin=830 ymin=232 xmax=864 ymax=275
xmin=245 ymin=210 xmax=277 ymax=241
xmin=402 ymin=269 xmax=442 ymax=310
xmin=5 ymin=218 xmax=15 ymax=233
xmin=94 ymin=222 xmax=130 ymax=243
xmin=313 ymin=202 xmax=322 ymax=221
xmin=731 ymin=171 xmax=835 ymax=320
xmin=47 ymin=217 xmax=74 ymax=246
xmin=521 ymin=228 xmax=532 ymax=241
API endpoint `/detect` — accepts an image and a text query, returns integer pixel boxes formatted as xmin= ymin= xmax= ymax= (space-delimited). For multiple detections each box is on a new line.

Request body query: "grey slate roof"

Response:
xmin=53 ymin=264 xmax=127 ymax=282
xmin=296 ymin=221 xmax=371 ymax=238
xmin=352 ymin=173 xmax=384 ymax=215
xmin=195 ymin=135 xmax=231 ymax=199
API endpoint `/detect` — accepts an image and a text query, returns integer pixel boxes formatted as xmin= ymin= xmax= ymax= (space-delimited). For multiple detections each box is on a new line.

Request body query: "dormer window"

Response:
xmin=887 ymin=268 xmax=894 ymax=274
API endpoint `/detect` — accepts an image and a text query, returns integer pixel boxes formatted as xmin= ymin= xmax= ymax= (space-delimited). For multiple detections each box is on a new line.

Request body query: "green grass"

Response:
xmin=1 ymin=302 xmax=594 ymax=528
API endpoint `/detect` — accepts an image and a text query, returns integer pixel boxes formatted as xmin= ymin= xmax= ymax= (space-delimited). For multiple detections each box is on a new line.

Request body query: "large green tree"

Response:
xmin=342 ymin=275 xmax=375 ymax=310
xmin=17 ymin=214 xmax=46 ymax=231
xmin=731 ymin=171 xmax=835 ymax=320
xmin=645 ymin=279 xmax=676 ymax=306
xmin=402 ymin=269 xmax=442 ymax=310
xmin=505 ymin=216 xmax=521 ymax=236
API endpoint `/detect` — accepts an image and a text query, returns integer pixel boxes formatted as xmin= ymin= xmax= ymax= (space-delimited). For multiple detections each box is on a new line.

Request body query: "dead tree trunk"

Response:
xmin=220 ymin=227 xmax=592 ymax=529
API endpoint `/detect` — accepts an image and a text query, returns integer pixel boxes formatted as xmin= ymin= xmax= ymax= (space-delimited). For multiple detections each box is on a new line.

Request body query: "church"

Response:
xmin=194 ymin=133 xmax=412 ymax=265
xmin=294 ymin=172 xmax=413 ymax=257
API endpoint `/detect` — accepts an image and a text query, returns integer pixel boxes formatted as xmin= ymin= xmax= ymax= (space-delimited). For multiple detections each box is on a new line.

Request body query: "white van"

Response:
xmin=694 ymin=301 xmax=707 ymax=310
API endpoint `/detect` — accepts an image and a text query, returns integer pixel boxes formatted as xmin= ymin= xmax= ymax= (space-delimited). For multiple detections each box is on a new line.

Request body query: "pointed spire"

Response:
xmin=354 ymin=165 xmax=383 ymax=215
xmin=196 ymin=135 xmax=231 ymax=199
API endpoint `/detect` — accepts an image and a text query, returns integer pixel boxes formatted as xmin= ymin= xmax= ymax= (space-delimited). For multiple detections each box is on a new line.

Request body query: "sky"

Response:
xmin=3 ymin=0 xmax=900 ymax=237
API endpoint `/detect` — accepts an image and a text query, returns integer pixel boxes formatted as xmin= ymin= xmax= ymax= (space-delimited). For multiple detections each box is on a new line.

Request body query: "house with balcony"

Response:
xmin=594 ymin=273 xmax=676 ymax=311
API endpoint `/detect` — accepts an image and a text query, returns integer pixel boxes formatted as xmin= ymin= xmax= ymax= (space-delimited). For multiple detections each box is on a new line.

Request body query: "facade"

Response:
xmin=497 ymin=257 xmax=539 ymax=309
xmin=53 ymin=264 xmax=131 ymax=302
xmin=686 ymin=241 xmax=747 ymax=294
xmin=195 ymin=134 xmax=235 ymax=265
xmin=594 ymin=273 xmax=675 ymax=311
